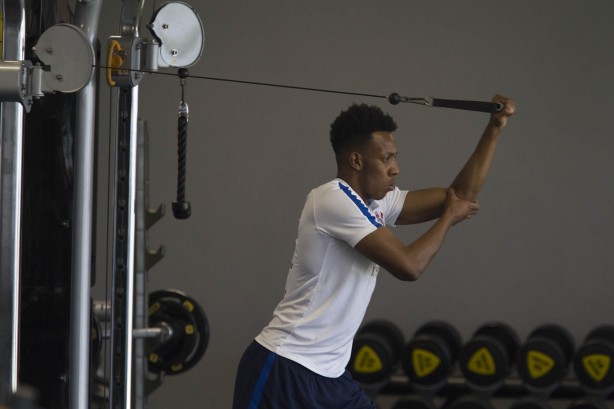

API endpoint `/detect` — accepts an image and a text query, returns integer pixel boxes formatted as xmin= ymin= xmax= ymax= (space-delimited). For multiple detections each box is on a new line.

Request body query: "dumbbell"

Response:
xmin=459 ymin=322 xmax=520 ymax=391
xmin=392 ymin=394 xmax=437 ymax=409
xmin=516 ymin=324 xmax=575 ymax=392
xmin=348 ymin=319 xmax=405 ymax=387
xmin=402 ymin=321 xmax=462 ymax=392
xmin=573 ymin=325 xmax=614 ymax=395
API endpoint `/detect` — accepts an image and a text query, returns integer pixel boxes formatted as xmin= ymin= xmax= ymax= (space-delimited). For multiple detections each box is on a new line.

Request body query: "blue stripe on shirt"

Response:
xmin=338 ymin=182 xmax=382 ymax=228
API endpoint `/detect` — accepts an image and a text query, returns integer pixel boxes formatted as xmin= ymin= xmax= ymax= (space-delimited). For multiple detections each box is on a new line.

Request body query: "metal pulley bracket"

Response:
xmin=149 ymin=2 xmax=204 ymax=68
xmin=0 ymin=60 xmax=36 ymax=112
xmin=33 ymin=23 xmax=95 ymax=93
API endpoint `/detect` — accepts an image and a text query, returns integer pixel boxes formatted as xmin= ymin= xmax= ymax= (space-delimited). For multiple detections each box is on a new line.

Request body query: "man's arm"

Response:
xmin=396 ymin=95 xmax=516 ymax=224
xmin=451 ymin=95 xmax=515 ymax=201
xmin=355 ymin=189 xmax=478 ymax=281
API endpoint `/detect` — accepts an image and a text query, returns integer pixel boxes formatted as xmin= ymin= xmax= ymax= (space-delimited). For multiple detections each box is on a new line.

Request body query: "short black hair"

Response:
xmin=329 ymin=103 xmax=397 ymax=157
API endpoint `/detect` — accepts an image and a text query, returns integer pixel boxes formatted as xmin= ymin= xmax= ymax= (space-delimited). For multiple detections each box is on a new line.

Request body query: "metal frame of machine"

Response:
xmin=0 ymin=2 xmax=206 ymax=408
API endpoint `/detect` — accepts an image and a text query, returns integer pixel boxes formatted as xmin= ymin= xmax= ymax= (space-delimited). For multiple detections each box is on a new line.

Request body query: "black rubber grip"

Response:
xmin=431 ymin=98 xmax=503 ymax=113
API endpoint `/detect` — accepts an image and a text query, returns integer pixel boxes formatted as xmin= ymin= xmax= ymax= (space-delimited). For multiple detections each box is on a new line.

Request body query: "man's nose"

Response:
xmin=390 ymin=159 xmax=400 ymax=175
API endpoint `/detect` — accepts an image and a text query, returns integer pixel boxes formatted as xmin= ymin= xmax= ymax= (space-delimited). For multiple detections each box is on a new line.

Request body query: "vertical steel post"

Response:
xmin=0 ymin=0 xmax=25 ymax=404
xmin=70 ymin=2 xmax=103 ymax=409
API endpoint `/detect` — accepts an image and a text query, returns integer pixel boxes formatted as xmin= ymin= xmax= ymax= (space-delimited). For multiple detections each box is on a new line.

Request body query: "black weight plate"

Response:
xmin=148 ymin=289 xmax=209 ymax=375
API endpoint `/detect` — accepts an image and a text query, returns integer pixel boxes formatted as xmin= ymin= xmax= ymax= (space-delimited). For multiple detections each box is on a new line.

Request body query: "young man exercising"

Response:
xmin=233 ymin=95 xmax=515 ymax=409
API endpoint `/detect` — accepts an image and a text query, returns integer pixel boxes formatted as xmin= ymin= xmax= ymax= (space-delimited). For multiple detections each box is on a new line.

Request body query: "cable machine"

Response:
xmin=0 ymin=1 xmax=207 ymax=408
xmin=0 ymin=2 xmax=509 ymax=408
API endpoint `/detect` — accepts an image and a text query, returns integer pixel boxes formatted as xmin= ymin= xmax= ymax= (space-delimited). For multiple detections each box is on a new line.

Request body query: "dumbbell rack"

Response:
xmin=350 ymin=320 xmax=614 ymax=409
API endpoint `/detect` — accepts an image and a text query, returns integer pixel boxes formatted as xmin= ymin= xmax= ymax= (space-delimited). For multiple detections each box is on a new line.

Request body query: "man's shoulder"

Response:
xmin=314 ymin=178 xmax=364 ymax=201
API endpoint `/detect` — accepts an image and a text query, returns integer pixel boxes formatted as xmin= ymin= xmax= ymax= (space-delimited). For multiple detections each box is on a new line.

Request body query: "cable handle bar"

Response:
xmin=388 ymin=93 xmax=503 ymax=113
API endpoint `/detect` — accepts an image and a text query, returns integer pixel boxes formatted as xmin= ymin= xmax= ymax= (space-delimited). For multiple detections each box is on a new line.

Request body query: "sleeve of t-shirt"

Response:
xmin=378 ymin=187 xmax=409 ymax=226
xmin=313 ymin=188 xmax=380 ymax=248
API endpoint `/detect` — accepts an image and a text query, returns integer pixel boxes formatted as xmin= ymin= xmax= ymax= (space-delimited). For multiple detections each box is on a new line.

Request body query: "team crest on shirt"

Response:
xmin=371 ymin=264 xmax=380 ymax=277
xmin=374 ymin=211 xmax=384 ymax=226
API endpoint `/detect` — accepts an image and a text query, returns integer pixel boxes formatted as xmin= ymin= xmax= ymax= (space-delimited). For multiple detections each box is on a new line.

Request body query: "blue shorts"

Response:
xmin=232 ymin=340 xmax=375 ymax=409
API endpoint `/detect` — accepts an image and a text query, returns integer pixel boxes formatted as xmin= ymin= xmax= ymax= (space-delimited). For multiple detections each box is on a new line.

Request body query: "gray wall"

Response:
xmin=95 ymin=1 xmax=614 ymax=408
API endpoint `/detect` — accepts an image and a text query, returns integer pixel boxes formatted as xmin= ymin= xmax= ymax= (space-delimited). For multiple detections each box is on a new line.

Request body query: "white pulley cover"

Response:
xmin=33 ymin=24 xmax=95 ymax=93
xmin=150 ymin=2 xmax=204 ymax=68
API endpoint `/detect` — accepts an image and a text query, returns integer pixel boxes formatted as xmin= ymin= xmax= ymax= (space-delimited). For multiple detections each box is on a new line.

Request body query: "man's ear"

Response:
xmin=349 ymin=152 xmax=363 ymax=170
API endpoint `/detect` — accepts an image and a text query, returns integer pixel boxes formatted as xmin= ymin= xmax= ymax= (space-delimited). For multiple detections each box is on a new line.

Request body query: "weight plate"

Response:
xmin=148 ymin=289 xmax=209 ymax=375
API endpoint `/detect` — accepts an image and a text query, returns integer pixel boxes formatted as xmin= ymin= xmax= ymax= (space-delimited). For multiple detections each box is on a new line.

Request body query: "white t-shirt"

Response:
xmin=256 ymin=179 xmax=408 ymax=378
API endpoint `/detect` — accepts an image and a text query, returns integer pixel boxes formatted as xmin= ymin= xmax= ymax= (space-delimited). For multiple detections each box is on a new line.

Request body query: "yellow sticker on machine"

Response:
xmin=412 ymin=348 xmax=441 ymax=377
xmin=353 ymin=345 xmax=382 ymax=374
xmin=467 ymin=347 xmax=496 ymax=375
xmin=582 ymin=354 xmax=611 ymax=382
xmin=527 ymin=350 xmax=555 ymax=378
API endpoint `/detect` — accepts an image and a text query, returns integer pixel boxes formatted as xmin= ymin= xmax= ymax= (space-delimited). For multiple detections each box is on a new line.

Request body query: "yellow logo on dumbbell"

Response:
xmin=527 ymin=350 xmax=554 ymax=379
xmin=582 ymin=354 xmax=611 ymax=382
xmin=412 ymin=348 xmax=441 ymax=377
xmin=468 ymin=347 xmax=496 ymax=375
xmin=354 ymin=345 xmax=383 ymax=374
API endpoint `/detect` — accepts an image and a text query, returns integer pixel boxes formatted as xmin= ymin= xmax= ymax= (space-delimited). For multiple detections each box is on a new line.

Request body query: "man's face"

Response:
xmin=357 ymin=131 xmax=400 ymax=201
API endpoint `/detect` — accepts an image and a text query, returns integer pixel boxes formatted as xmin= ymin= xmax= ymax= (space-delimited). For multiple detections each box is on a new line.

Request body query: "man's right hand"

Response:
xmin=442 ymin=188 xmax=480 ymax=226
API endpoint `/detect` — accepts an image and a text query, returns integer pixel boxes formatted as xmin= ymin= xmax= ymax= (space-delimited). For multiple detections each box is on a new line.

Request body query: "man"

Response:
xmin=233 ymin=95 xmax=516 ymax=409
